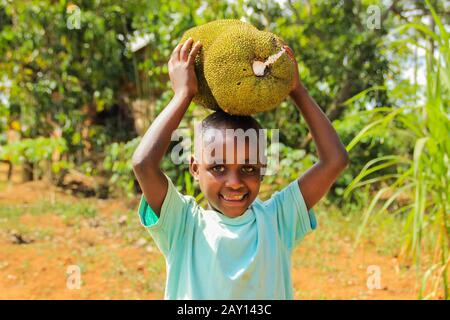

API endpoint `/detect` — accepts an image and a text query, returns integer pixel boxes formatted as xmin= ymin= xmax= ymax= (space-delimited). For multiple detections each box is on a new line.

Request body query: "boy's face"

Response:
xmin=190 ymin=127 xmax=265 ymax=218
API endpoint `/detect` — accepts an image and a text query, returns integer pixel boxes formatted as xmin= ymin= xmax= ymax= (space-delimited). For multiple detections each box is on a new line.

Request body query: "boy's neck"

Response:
xmin=207 ymin=202 xmax=222 ymax=214
xmin=206 ymin=201 xmax=252 ymax=218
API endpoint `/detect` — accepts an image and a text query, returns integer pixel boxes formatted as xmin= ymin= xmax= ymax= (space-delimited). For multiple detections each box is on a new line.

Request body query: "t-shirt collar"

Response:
xmin=206 ymin=202 xmax=255 ymax=226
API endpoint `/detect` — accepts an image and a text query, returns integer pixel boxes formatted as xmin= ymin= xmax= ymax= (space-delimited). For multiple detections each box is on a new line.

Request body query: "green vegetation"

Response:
xmin=345 ymin=1 xmax=449 ymax=299
xmin=0 ymin=200 xmax=97 ymax=225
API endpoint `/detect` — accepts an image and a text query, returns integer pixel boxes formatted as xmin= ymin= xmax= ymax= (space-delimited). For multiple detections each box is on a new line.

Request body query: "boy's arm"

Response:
xmin=284 ymin=46 xmax=349 ymax=210
xmin=132 ymin=38 xmax=202 ymax=216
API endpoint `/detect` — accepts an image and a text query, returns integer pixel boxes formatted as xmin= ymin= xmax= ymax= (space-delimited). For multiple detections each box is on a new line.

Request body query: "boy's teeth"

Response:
xmin=222 ymin=194 xmax=245 ymax=200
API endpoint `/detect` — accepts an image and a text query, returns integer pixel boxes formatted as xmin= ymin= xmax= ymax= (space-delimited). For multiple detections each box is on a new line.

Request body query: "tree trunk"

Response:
xmin=0 ymin=160 xmax=13 ymax=181
xmin=22 ymin=161 xmax=34 ymax=182
xmin=130 ymin=98 xmax=157 ymax=136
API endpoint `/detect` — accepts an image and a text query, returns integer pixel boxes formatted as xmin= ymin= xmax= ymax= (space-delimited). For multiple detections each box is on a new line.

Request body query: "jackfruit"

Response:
xmin=181 ymin=19 xmax=295 ymax=115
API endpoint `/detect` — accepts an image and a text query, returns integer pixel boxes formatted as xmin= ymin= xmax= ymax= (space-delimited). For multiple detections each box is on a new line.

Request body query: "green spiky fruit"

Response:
xmin=181 ymin=19 xmax=295 ymax=115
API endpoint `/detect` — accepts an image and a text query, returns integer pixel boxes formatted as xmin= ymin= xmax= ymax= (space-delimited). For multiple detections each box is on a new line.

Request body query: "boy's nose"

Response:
xmin=224 ymin=171 xmax=244 ymax=190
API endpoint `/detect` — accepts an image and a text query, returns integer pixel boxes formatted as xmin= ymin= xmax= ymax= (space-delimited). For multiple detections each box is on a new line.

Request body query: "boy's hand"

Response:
xmin=282 ymin=47 xmax=349 ymax=210
xmin=169 ymin=38 xmax=202 ymax=99
xmin=133 ymin=38 xmax=202 ymax=217
xmin=283 ymin=45 xmax=302 ymax=97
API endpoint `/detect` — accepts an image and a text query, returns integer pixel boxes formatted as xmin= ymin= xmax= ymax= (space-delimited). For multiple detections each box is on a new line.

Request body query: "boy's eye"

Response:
xmin=241 ymin=166 xmax=256 ymax=174
xmin=211 ymin=165 xmax=225 ymax=173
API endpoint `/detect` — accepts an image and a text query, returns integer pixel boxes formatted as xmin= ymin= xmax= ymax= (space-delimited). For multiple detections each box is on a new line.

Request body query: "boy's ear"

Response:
xmin=189 ymin=155 xmax=199 ymax=181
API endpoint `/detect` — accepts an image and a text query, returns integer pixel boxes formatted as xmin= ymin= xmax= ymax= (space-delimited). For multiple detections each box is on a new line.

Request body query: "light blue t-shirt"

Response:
xmin=137 ymin=175 xmax=317 ymax=300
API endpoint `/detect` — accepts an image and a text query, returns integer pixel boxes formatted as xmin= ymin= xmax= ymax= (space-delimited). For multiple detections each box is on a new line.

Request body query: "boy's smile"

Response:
xmin=190 ymin=126 xmax=265 ymax=218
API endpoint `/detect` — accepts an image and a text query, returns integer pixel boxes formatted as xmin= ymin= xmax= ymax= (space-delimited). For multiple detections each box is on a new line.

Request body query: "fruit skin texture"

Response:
xmin=181 ymin=19 xmax=295 ymax=116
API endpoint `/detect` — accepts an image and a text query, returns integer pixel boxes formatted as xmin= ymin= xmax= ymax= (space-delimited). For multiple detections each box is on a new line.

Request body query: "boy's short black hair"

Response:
xmin=201 ymin=110 xmax=262 ymax=132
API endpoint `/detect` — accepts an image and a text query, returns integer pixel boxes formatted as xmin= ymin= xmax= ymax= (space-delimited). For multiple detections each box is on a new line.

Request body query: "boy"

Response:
xmin=132 ymin=38 xmax=349 ymax=299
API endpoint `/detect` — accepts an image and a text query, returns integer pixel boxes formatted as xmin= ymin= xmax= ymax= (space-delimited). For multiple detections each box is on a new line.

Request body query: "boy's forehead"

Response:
xmin=194 ymin=127 xmax=267 ymax=164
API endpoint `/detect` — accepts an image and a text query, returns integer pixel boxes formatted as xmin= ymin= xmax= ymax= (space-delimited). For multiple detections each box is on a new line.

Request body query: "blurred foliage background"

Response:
xmin=0 ymin=0 xmax=448 ymax=299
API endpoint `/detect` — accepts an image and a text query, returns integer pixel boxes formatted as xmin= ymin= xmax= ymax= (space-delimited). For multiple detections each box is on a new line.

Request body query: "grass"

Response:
xmin=0 ymin=200 xmax=97 ymax=221
xmin=344 ymin=0 xmax=449 ymax=299
xmin=0 ymin=200 xmax=100 ymax=246
xmin=294 ymin=204 xmax=406 ymax=270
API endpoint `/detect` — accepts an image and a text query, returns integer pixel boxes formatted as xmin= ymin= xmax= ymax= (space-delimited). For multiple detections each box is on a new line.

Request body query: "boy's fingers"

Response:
xmin=180 ymin=38 xmax=194 ymax=61
xmin=187 ymin=41 xmax=202 ymax=65
xmin=170 ymin=43 xmax=183 ymax=62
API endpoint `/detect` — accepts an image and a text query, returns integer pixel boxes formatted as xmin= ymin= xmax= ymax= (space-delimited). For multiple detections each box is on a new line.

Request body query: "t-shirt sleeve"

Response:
xmin=137 ymin=174 xmax=192 ymax=256
xmin=264 ymin=179 xmax=317 ymax=249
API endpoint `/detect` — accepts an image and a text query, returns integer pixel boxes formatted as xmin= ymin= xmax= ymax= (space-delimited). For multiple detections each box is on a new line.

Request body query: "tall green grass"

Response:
xmin=344 ymin=0 xmax=449 ymax=299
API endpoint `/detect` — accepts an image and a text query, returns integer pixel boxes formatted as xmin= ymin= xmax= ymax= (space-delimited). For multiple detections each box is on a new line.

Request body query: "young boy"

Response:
xmin=132 ymin=38 xmax=349 ymax=299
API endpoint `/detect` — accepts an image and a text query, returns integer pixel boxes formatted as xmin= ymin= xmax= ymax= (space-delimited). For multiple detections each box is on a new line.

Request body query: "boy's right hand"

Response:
xmin=168 ymin=38 xmax=202 ymax=99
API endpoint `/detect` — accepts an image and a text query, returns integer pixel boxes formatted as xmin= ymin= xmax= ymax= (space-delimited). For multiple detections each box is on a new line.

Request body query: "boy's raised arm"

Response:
xmin=132 ymin=38 xmax=202 ymax=216
xmin=284 ymin=46 xmax=349 ymax=210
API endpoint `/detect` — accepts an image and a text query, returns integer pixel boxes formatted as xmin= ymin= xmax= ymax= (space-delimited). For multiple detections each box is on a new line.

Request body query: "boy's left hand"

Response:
xmin=283 ymin=45 xmax=302 ymax=97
